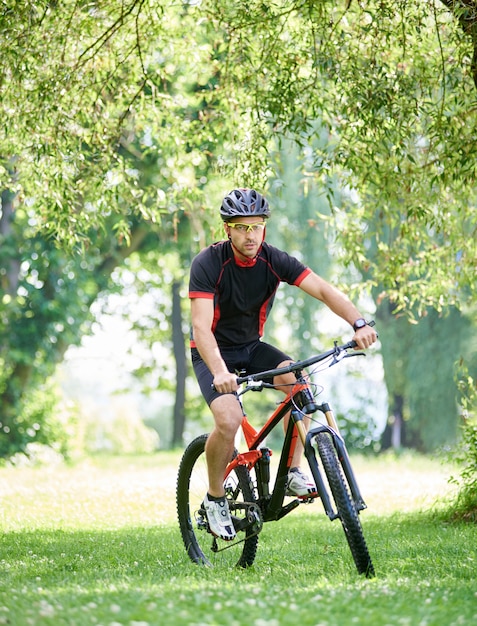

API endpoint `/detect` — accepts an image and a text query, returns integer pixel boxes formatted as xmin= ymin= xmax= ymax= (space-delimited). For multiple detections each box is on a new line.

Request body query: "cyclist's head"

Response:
xmin=220 ymin=188 xmax=270 ymax=221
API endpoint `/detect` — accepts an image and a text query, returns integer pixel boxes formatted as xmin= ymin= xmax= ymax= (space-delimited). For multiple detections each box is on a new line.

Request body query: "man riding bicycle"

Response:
xmin=189 ymin=188 xmax=377 ymax=541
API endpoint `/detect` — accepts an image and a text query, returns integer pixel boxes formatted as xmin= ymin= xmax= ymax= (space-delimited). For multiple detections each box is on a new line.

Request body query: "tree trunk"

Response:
xmin=0 ymin=187 xmax=20 ymax=294
xmin=171 ymin=279 xmax=186 ymax=447
xmin=380 ymin=393 xmax=405 ymax=451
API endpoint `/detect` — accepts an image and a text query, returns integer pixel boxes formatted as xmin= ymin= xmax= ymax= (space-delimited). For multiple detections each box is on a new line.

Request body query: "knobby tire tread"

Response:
xmin=176 ymin=434 xmax=259 ymax=568
xmin=316 ymin=432 xmax=375 ymax=577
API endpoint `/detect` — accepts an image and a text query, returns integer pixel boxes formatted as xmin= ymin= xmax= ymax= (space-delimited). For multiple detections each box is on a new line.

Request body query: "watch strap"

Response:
xmin=352 ymin=318 xmax=367 ymax=331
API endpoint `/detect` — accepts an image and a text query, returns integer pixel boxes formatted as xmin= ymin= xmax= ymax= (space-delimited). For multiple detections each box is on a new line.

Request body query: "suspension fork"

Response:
xmin=287 ymin=379 xmax=316 ymax=454
xmin=320 ymin=401 xmax=340 ymax=434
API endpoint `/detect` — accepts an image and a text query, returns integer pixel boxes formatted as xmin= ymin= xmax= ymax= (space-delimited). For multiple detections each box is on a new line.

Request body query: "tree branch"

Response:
xmin=439 ymin=0 xmax=477 ymax=87
xmin=76 ymin=0 xmax=145 ymax=68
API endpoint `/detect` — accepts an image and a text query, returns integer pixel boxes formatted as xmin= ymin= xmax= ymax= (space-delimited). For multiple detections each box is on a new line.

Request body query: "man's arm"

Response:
xmin=298 ymin=272 xmax=377 ymax=349
xmin=190 ymin=298 xmax=239 ymax=393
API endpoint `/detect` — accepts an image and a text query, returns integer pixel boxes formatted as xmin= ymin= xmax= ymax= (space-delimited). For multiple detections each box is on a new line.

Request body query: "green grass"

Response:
xmin=1 ymin=451 xmax=476 ymax=626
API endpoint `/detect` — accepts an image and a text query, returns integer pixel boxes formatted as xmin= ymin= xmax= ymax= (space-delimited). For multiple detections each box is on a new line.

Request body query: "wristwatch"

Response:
xmin=353 ymin=318 xmax=368 ymax=331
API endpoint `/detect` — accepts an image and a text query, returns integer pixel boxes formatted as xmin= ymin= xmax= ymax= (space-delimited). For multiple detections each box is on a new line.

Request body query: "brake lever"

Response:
xmin=237 ymin=380 xmax=266 ymax=397
xmin=248 ymin=381 xmax=266 ymax=392
xmin=329 ymin=345 xmax=366 ymax=367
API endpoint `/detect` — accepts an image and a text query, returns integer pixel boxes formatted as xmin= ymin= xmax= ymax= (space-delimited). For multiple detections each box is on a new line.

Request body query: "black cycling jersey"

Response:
xmin=189 ymin=240 xmax=311 ymax=348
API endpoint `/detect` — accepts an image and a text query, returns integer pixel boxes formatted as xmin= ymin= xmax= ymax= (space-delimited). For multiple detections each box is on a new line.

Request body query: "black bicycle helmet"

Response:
xmin=220 ymin=188 xmax=270 ymax=220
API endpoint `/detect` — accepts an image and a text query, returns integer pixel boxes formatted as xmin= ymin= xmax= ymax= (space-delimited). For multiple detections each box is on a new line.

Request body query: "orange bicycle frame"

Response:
xmin=224 ymin=382 xmax=310 ymax=479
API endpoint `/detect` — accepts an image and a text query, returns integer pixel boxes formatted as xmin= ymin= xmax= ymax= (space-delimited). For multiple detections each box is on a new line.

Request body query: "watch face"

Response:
xmin=354 ymin=318 xmax=366 ymax=330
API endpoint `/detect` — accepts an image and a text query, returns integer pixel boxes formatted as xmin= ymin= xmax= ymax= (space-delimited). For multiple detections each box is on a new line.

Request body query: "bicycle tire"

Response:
xmin=316 ymin=432 xmax=375 ymax=577
xmin=176 ymin=434 xmax=259 ymax=568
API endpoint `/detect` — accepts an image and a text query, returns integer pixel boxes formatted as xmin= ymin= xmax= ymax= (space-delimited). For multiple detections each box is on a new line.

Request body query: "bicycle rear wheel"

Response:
xmin=315 ymin=432 xmax=375 ymax=577
xmin=176 ymin=434 xmax=259 ymax=568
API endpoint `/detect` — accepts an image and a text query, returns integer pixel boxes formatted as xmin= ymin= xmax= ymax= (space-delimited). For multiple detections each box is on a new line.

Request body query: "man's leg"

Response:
xmin=201 ymin=393 xmax=243 ymax=541
xmin=273 ymin=362 xmax=307 ymax=466
xmin=205 ymin=393 xmax=243 ymax=496
xmin=274 ymin=363 xmax=316 ymax=497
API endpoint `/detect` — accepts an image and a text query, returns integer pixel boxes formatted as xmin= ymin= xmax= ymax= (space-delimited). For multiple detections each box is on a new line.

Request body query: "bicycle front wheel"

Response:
xmin=316 ymin=432 xmax=375 ymax=577
xmin=176 ymin=434 xmax=259 ymax=568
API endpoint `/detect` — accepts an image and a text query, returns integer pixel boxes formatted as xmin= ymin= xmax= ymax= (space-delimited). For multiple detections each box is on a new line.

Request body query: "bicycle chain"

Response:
xmin=211 ymin=528 xmax=262 ymax=553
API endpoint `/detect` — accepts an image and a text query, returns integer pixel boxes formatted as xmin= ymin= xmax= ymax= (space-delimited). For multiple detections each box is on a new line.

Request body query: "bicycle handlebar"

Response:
xmin=235 ymin=340 xmax=358 ymax=385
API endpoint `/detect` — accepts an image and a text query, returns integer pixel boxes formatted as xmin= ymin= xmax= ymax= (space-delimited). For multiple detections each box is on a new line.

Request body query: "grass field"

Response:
xmin=1 ymin=450 xmax=476 ymax=626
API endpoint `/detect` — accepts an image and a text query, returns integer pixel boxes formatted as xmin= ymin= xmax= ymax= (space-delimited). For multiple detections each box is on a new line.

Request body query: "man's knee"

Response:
xmin=274 ymin=360 xmax=296 ymax=389
xmin=210 ymin=395 xmax=243 ymax=435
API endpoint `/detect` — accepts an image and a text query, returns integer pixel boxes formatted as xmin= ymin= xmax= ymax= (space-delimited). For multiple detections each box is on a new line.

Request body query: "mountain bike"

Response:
xmin=176 ymin=337 xmax=376 ymax=577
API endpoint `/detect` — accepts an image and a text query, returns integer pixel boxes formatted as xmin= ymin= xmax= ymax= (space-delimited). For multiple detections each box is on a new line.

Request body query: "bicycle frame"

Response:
xmin=224 ymin=378 xmax=368 ymax=523
xmin=177 ymin=337 xmax=376 ymax=576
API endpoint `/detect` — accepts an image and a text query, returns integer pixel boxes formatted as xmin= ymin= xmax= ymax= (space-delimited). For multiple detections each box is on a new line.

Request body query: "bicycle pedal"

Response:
xmin=300 ymin=495 xmax=318 ymax=504
xmin=195 ymin=510 xmax=209 ymax=531
xmin=299 ymin=490 xmax=319 ymax=499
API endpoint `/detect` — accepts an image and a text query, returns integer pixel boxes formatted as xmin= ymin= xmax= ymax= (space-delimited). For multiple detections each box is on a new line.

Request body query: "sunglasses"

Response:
xmin=227 ymin=222 xmax=266 ymax=233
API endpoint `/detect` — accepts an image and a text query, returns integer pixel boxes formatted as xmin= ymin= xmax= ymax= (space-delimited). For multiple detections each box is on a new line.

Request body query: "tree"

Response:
xmin=0 ymin=203 xmax=150 ymax=456
xmin=215 ymin=0 xmax=477 ymax=310
xmin=1 ymin=1 xmax=476 ymax=305
xmin=1 ymin=1 xmax=232 ymax=455
xmin=377 ymin=303 xmax=474 ymax=451
xmin=2 ymin=0 xmax=477 ymax=455
xmin=0 ymin=1 xmax=238 ymax=241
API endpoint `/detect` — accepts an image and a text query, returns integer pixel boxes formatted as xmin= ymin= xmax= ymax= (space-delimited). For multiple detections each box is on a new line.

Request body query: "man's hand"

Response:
xmin=353 ymin=324 xmax=378 ymax=350
xmin=213 ymin=371 xmax=239 ymax=394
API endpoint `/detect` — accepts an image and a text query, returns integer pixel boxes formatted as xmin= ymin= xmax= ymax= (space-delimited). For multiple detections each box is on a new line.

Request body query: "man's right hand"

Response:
xmin=212 ymin=371 xmax=239 ymax=394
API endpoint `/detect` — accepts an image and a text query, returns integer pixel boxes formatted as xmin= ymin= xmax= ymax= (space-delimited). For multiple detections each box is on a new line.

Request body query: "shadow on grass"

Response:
xmin=1 ymin=509 xmax=475 ymax=586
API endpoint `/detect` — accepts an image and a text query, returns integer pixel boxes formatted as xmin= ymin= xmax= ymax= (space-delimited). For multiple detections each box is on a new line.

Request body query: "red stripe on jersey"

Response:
xmin=255 ymin=258 xmax=281 ymax=336
xmin=294 ymin=268 xmax=312 ymax=286
xmin=258 ymin=293 xmax=275 ymax=337
xmin=189 ymin=291 xmax=214 ymax=299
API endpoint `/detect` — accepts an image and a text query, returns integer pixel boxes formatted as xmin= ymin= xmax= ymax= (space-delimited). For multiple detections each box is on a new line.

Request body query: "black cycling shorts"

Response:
xmin=191 ymin=340 xmax=292 ymax=406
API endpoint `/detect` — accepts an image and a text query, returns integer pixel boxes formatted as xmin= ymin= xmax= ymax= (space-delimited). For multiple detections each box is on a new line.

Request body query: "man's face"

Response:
xmin=224 ymin=216 xmax=266 ymax=259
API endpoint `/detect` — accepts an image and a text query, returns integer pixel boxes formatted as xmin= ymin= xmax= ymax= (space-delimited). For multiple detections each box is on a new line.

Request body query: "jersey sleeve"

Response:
xmin=294 ymin=267 xmax=312 ymax=286
xmin=266 ymin=244 xmax=311 ymax=286
xmin=189 ymin=248 xmax=216 ymax=299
